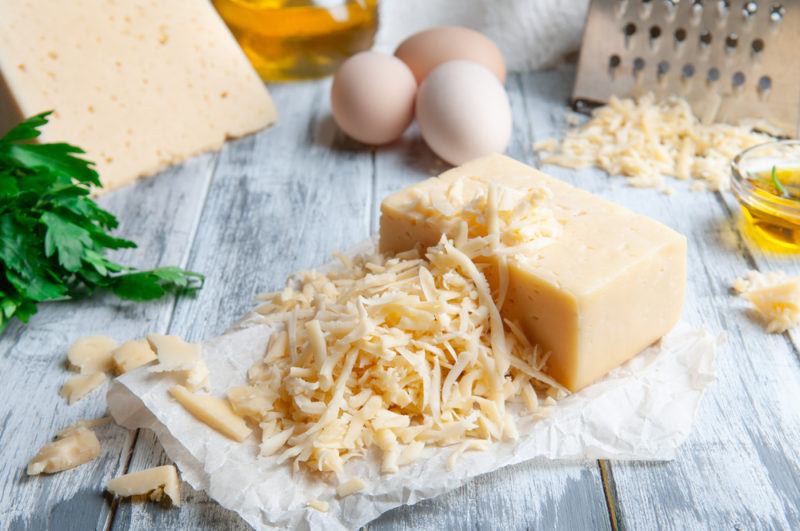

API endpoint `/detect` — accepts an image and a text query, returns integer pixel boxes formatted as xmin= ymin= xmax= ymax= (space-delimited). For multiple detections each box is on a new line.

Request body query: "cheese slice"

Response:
xmin=27 ymin=425 xmax=101 ymax=475
xmin=67 ymin=335 xmax=117 ymax=374
xmin=0 ymin=0 xmax=276 ymax=192
xmin=169 ymin=385 xmax=252 ymax=442
xmin=60 ymin=372 xmax=108 ymax=404
xmin=380 ymin=154 xmax=686 ymax=391
xmin=112 ymin=339 xmax=157 ymax=375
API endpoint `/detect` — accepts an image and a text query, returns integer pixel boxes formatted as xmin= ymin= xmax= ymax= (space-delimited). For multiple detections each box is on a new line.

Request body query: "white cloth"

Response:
xmin=375 ymin=0 xmax=590 ymax=71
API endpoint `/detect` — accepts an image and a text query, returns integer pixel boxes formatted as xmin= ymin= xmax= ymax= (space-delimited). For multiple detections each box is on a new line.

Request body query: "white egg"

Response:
xmin=415 ymin=60 xmax=512 ymax=165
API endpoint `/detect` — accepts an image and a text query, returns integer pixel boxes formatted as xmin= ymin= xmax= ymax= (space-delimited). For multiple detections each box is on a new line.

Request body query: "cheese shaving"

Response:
xmin=733 ymin=270 xmax=800 ymax=333
xmin=238 ymin=239 xmax=562 ymax=479
xmin=534 ymin=94 xmax=772 ymax=191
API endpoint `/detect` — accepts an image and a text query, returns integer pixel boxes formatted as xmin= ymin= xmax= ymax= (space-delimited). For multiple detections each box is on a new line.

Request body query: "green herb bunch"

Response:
xmin=0 ymin=112 xmax=203 ymax=331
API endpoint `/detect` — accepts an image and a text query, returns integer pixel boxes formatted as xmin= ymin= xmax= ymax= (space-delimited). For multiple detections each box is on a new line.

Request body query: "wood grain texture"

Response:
xmin=0 ymin=153 xmax=217 ymax=530
xmin=2 ymin=66 xmax=799 ymax=531
xmin=520 ymin=67 xmax=800 ymax=530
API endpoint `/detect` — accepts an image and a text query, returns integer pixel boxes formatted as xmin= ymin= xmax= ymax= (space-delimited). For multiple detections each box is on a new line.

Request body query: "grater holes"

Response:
xmin=649 ymin=25 xmax=661 ymax=40
xmin=682 ymin=63 xmax=696 ymax=79
xmin=742 ymin=1 xmax=758 ymax=17
xmin=770 ymin=3 xmax=785 ymax=22
xmin=751 ymin=38 xmax=765 ymax=54
xmin=624 ymin=22 xmax=637 ymax=36
xmin=609 ymin=54 xmax=622 ymax=68
xmin=657 ymin=60 xmax=670 ymax=76
xmin=674 ymin=28 xmax=688 ymax=43
xmin=758 ymin=75 xmax=772 ymax=93
xmin=732 ymin=71 xmax=746 ymax=88
xmin=718 ymin=0 xmax=730 ymax=16
xmin=633 ymin=57 xmax=646 ymax=75
xmin=692 ymin=0 xmax=704 ymax=12
xmin=699 ymin=30 xmax=713 ymax=46
xmin=707 ymin=67 xmax=720 ymax=82
xmin=725 ymin=33 xmax=739 ymax=51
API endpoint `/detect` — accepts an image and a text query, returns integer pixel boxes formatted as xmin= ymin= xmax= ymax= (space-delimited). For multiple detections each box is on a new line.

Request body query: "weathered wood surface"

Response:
xmin=1 ymin=67 xmax=798 ymax=530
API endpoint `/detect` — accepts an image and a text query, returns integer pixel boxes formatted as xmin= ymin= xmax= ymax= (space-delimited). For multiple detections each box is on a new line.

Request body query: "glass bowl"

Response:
xmin=731 ymin=140 xmax=800 ymax=251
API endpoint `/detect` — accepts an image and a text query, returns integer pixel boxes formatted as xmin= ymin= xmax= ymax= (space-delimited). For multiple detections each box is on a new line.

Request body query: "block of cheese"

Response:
xmin=0 ymin=0 xmax=277 ymax=192
xmin=380 ymin=154 xmax=686 ymax=391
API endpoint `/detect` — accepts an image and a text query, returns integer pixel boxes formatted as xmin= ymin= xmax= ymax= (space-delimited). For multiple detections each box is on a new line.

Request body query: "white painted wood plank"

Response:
xmin=113 ymin=80 xmax=375 ymax=529
xmin=0 ymin=153 xmax=217 ymax=531
xmin=521 ymin=67 xmax=800 ymax=529
xmin=370 ymin=72 xmax=611 ymax=530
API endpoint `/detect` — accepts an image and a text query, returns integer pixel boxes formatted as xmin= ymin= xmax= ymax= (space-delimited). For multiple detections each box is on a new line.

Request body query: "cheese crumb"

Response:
xmin=60 ymin=372 xmax=108 ymax=404
xmin=67 ymin=336 xmax=117 ymax=374
xmin=147 ymin=334 xmax=201 ymax=372
xmin=169 ymin=385 xmax=252 ymax=442
xmin=112 ymin=339 xmax=157 ymax=375
xmin=28 ymin=424 xmax=101 ymax=475
xmin=336 ymin=477 xmax=366 ymax=498
xmin=733 ymin=270 xmax=800 ymax=333
xmin=534 ymin=94 xmax=772 ymax=191
xmin=307 ymin=498 xmax=330 ymax=512
xmin=107 ymin=465 xmax=181 ymax=507
xmin=148 ymin=334 xmax=209 ymax=389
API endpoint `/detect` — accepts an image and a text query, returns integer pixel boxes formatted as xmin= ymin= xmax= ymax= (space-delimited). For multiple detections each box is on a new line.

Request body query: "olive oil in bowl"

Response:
xmin=731 ymin=142 xmax=800 ymax=251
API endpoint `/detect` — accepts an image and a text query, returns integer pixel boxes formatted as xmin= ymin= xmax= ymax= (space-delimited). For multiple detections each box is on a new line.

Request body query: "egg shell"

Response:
xmin=331 ymin=51 xmax=417 ymax=145
xmin=416 ymin=60 xmax=512 ymax=166
xmin=395 ymin=26 xmax=506 ymax=84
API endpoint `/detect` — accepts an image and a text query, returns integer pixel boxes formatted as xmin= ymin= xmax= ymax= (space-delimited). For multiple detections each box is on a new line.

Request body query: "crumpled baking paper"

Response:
xmin=108 ymin=241 xmax=718 ymax=530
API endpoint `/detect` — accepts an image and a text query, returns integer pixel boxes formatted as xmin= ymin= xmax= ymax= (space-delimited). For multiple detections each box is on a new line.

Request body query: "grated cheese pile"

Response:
xmin=733 ymin=270 xmax=800 ymax=333
xmin=228 ymin=237 xmax=565 ymax=481
xmin=534 ymin=94 xmax=773 ymax=192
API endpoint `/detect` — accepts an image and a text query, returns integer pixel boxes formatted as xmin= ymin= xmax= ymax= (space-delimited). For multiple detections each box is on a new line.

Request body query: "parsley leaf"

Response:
xmin=0 ymin=112 xmax=203 ymax=332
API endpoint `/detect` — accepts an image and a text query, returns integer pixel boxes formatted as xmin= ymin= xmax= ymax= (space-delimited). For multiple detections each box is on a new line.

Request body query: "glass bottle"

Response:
xmin=213 ymin=0 xmax=379 ymax=82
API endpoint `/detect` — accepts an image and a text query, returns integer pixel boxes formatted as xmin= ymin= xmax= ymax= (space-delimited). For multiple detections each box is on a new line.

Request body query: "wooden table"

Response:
xmin=2 ymin=66 xmax=799 ymax=530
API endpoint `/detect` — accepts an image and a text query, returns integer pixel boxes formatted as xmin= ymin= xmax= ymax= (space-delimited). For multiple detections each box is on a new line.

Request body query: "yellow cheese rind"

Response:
xmin=169 ymin=385 xmax=252 ymax=442
xmin=107 ymin=465 xmax=181 ymax=507
xmin=112 ymin=339 xmax=157 ymax=375
xmin=27 ymin=426 xmax=101 ymax=475
xmin=380 ymin=154 xmax=687 ymax=391
xmin=0 ymin=0 xmax=277 ymax=192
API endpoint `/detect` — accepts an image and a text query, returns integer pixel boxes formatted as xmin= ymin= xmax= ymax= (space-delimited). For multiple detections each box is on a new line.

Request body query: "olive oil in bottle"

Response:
xmin=213 ymin=0 xmax=379 ymax=82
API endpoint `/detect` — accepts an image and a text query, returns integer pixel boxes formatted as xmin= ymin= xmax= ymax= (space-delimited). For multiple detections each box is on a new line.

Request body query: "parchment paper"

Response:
xmin=108 ymin=240 xmax=718 ymax=530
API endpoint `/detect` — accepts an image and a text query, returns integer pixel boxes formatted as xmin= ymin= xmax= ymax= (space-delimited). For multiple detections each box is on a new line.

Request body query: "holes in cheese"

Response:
xmin=112 ymin=339 xmax=157 ymax=375
xmin=107 ymin=465 xmax=181 ymax=507
xmin=169 ymin=385 xmax=252 ymax=442
xmin=27 ymin=424 xmax=101 ymax=475
xmin=66 ymin=336 xmax=117 ymax=374
xmin=60 ymin=371 xmax=108 ymax=404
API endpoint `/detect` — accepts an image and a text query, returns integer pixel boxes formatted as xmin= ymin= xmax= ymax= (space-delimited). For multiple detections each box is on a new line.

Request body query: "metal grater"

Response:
xmin=572 ymin=0 xmax=800 ymax=136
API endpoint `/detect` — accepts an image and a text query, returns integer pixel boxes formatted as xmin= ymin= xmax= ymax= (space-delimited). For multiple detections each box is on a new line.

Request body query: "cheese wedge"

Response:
xmin=0 ymin=0 xmax=277 ymax=192
xmin=380 ymin=154 xmax=686 ymax=391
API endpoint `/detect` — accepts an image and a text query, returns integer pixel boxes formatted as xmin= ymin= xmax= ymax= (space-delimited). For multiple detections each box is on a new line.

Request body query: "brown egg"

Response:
xmin=330 ymin=51 xmax=417 ymax=145
xmin=395 ymin=26 xmax=506 ymax=84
